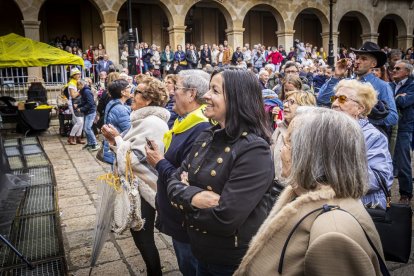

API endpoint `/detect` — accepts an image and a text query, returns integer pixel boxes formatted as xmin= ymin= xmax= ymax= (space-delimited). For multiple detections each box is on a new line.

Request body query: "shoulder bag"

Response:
xmin=366 ymin=170 xmax=413 ymax=263
xmin=279 ymin=204 xmax=390 ymax=276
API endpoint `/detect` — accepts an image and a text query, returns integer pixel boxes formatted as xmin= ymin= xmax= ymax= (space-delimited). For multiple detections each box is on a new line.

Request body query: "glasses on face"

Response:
xmin=330 ymin=95 xmax=359 ymax=104
xmin=283 ymin=99 xmax=295 ymax=106
xmin=174 ymin=85 xmax=187 ymax=91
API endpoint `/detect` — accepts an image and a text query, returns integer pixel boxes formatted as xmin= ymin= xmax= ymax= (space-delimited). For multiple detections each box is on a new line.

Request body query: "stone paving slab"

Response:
xmin=37 ymin=126 xmax=180 ymax=275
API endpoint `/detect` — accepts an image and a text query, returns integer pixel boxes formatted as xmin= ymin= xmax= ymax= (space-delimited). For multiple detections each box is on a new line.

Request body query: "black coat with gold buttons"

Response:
xmin=167 ymin=125 xmax=275 ymax=266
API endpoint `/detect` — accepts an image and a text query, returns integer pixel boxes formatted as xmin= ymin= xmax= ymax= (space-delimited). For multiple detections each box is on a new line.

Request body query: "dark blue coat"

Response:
xmin=155 ymin=122 xmax=211 ymax=242
xmin=390 ymin=78 xmax=414 ymax=132
xmin=77 ymin=86 xmax=96 ymax=115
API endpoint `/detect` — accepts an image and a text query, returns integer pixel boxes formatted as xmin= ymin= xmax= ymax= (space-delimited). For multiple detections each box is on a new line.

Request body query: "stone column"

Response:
xmin=100 ymin=22 xmax=119 ymax=65
xmin=321 ymin=31 xmax=339 ymax=61
xmin=225 ymin=27 xmax=245 ymax=49
xmin=397 ymin=35 xmax=414 ymax=51
xmin=168 ymin=26 xmax=186 ymax=50
xmin=276 ymin=30 xmax=295 ymax=49
xmin=360 ymin=33 xmax=379 ymax=44
xmin=22 ymin=20 xmax=42 ymax=81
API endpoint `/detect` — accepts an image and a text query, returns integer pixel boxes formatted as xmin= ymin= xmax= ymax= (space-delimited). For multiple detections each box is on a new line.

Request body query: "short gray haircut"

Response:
xmin=178 ymin=70 xmax=209 ymax=104
xmin=258 ymin=69 xmax=269 ymax=77
xmin=77 ymin=79 xmax=89 ymax=88
xmin=287 ymin=107 xmax=367 ymax=198
xmin=396 ymin=59 xmax=414 ymax=75
xmin=264 ymin=64 xmax=275 ymax=71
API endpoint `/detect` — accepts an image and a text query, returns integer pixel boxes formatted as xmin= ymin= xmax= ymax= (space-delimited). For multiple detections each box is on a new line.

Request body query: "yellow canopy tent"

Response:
xmin=0 ymin=33 xmax=84 ymax=68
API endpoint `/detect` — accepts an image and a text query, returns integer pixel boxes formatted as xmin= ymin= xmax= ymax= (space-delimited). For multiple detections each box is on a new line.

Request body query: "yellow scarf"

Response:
xmin=163 ymin=105 xmax=209 ymax=152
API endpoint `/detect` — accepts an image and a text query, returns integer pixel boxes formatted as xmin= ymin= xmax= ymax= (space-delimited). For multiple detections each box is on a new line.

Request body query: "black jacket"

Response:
xmin=186 ymin=50 xmax=198 ymax=66
xmin=167 ymin=126 xmax=275 ymax=265
xmin=200 ymin=49 xmax=212 ymax=65
xmin=231 ymin=51 xmax=243 ymax=65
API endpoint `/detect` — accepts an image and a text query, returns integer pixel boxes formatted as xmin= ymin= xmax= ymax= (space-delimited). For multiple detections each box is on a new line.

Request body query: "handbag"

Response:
xmin=366 ymin=170 xmax=412 ymax=263
xmin=113 ymin=150 xmax=144 ymax=234
xmin=179 ymin=60 xmax=188 ymax=66
xmin=278 ymin=204 xmax=390 ymax=276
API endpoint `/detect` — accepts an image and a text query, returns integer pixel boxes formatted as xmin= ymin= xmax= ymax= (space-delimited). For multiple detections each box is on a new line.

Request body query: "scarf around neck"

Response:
xmin=163 ymin=105 xmax=208 ymax=152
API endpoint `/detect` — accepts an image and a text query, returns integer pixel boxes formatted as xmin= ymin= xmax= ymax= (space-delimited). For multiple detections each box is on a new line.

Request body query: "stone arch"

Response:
xmin=335 ymin=10 xmax=371 ymax=35
xmin=180 ymin=0 xmax=234 ymax=30
xmin=239 ymin=2 xmax=286 ymax=31
xmin=0 ymin=1 xmax=24 ymax=36
xmin=38 ymin=0 xmax=105 ymax=22
xmin=292 ymin=7 xmax=328 ymax=48
xmin=117 ymin=0 xmax=173 ymax=47
xmin=377 ymin=14 xmax=408 ymax=48
xmin=14 ymin=0 xmax=43 ymax=20
xmin=337 ymin=11 xmax=371 ymax=49
xmin=242 ymin=3 xmax=283 ymax=47
xmin=291 ymin=5 xmax=329 ymax=33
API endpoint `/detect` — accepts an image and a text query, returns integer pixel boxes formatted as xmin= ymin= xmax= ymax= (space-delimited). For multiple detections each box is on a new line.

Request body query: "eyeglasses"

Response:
xmin=174 ymin=85 xmax=187 ymax=91
xmin=330 ymin=95 xmax=359 ymax=104
xmin=283 ymin=99 xmax=296 ymax=106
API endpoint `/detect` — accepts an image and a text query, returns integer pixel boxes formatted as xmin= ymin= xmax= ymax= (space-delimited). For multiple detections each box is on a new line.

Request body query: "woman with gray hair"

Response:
xmin=235 ymin=108 xmax=384 ymax=275
xmin=145 ymin=70 xmax=211 ymax=275
xmin=331 ymin=79 xmax=393 ymax=209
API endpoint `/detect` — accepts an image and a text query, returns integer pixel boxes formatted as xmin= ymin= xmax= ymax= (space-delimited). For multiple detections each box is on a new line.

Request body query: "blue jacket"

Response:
xmin=389 ymin=78 xmax=414 ymax=132
xmin=360 ymin=119 xmax=393 ymax=209
xmin=102 ymin=99 xmax=131 ymax=164
xmin=318 ymin=74 xmax=398 ymax=127
xmin=174 ymin=51 xmax=186 ymax=62
xmin=155 ymin=122 xmax=211 ymax=242
xmin=77 ymin=86 xmax=95 ymax=115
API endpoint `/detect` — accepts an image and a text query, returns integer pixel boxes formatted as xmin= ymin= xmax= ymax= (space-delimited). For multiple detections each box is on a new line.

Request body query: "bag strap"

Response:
xmin=278 ymin=204 xmax=390 ymax=276
xmin=371 ymin=169 xmax=391 ymax=208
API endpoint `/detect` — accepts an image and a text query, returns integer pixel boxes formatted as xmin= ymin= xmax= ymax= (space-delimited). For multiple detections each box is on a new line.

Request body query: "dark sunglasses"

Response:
xmin=330 ymin=95 xmax=359 ymax=104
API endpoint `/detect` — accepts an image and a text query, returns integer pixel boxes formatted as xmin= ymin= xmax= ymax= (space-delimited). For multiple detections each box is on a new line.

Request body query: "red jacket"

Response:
xmin=267 ymin=51 xmax=283 ymax=65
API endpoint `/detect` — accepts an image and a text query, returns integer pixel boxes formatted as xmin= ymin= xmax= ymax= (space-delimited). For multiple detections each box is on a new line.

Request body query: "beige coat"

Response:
xmin=235 ymin=185 xmax=384 ymax=276
xmin=271 ymin=121 xmax=288 ymax=182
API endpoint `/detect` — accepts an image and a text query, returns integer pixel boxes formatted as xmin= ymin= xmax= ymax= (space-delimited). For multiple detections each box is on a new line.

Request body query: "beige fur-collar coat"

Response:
xmin=234 ymin=185 xmax=384 ymax=276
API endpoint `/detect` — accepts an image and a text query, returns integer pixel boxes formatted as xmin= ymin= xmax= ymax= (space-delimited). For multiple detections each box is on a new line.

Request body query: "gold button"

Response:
xmin=188 ymin=163 xmax=191 ymax=169
xmin=210 ymin=170 xmax=216 ymax=177
xmin=179 ymin=205 xmax=184 ymax=210
xmin=242 ymin=131 xmax=248 ymax=136
xmin=224 ymin=147 xmax=230 ymax=153
xmin=196 ymin=228 xmax=199 ymax=231
xmin=189 ymin=225 xmax=194 ymax=228
xmin=202 ymin=231 xmax=207 ymax=234
xmin=194 ymin=152 xmax=199 ymax=157
xmin=217 ymin=157 xmax=223 ymax=164
xmin=174 ymin=204 xmax=178 ymax=208
xmin=170 ymin=201 xmax=174 ymax=206
xmin=202 ymin=142 xmax=206 ymax=147
xmin=207 ymin=185 xmax=212 ymax=191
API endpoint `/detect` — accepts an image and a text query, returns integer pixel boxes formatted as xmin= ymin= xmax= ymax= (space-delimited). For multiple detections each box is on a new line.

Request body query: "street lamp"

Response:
xmin=327 ymin=0 xmax=335 ymax=67
xmin=127 ymin=0 xmax=137 ymax=75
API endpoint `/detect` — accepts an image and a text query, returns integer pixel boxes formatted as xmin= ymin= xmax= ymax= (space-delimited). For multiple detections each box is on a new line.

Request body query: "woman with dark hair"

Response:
xmin=101 ymin=79 xmax=131 ymax=164
xmin=167 ymin=69 xmax=275 ymax=275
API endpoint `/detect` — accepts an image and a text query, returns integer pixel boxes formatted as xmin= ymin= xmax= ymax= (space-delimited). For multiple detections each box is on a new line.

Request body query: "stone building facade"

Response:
xmin=2 ymin=0 xmax=414 ymax=68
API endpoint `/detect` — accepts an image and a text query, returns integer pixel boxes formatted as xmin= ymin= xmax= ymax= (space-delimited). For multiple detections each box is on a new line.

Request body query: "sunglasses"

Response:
xmin=330 ymin=95 xmax=359 ymax=104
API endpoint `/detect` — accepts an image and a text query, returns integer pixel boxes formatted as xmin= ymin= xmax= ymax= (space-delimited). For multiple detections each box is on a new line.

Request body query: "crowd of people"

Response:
xmin=61 ymin=38 xmax=413 ymax=275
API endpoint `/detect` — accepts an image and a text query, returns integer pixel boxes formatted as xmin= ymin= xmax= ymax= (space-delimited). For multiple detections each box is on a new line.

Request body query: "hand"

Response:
xmin=73 ymin=104 xmax=78 ymax=109
xmin=272 ymin=106 xmax=280 ymax=115
xmin=191 ymin=191 xmax=220 ymax=209
xmin=145 ymin=140 xmax=164 ymax=167
xmin=101 ymin=124 xmax=119 ymax=145
xmin=180 ymin=171 xmax=189 ymax=185
xmin=334 ymin=59 xmax=348 ymax=78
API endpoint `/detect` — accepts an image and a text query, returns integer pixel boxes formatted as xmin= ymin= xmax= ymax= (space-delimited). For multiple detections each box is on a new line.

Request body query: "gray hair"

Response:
xmin=264 ymin=64 xmax=274 ymax=71
xmin=287 ymin=107 xmax=367 ymax=198
xmin=77 ymin=79 xmax=89 ymax=88
xmin=396 ymin=59 xmax=414 ymax=75
xmin=258 ymin=69 xmax=269 ymax=77
xmin=178 ymin=70 xmax=209 ymax=104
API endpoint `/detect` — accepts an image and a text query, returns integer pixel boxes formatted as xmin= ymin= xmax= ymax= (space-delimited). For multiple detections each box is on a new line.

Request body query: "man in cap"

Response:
xmin=317 ymin=41 xmax=397 ymax=130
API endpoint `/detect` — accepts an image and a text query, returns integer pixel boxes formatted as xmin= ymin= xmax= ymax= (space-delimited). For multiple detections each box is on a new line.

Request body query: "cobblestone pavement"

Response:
xmin=3 ymin=122 xmax=412 ymax=275
xmin=39 ymin=126 xmax=180 ymax=276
